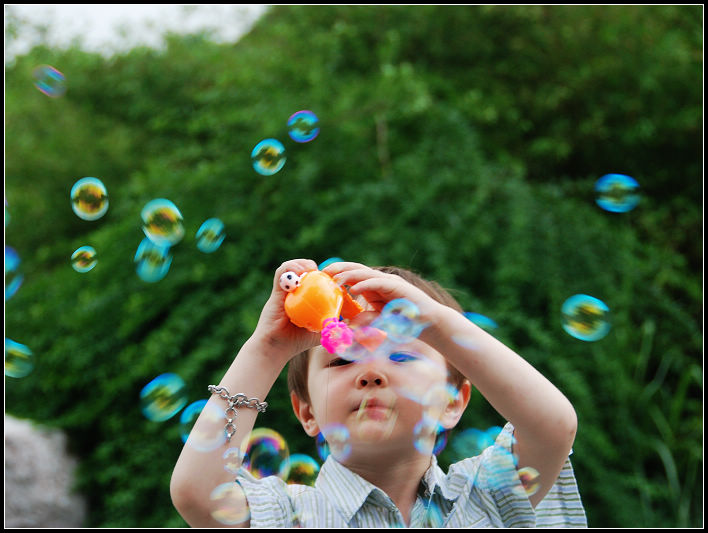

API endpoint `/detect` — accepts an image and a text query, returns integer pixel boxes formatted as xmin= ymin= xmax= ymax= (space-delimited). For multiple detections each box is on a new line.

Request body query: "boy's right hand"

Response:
xmin=251 ymin=259 xmax=322 ymax=363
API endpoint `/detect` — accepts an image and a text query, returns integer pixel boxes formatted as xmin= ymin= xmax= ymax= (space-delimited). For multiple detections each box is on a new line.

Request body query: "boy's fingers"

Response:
xmin=273 ymin=259 xmax=318 ymax=288
xmin=321 ymin=261 xmax=371 ymax=276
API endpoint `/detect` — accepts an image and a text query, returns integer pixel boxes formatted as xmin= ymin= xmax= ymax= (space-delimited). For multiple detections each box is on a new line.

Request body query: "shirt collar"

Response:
xmin=316 ymin=454 xmax=458 ymax=524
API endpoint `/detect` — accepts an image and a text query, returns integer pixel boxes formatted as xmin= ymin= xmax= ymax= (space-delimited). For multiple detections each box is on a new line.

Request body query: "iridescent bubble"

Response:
xmin=71 ymin=246 xmax=97 ymax=273
xmin=196 ymin=218 xmax=225 ymax=253
xmin=450 ymin=427 xmax=497 ymax=460
xmin=5 ymin=246 xmax=24 ymax=300
xmin=71 ymin=177 xmax=109 ymax=221
xmin=180 ymin=399 xmax=208 ymax=443
xmin=484 ymin=444 xmax=520 ymax=492
xmin=134 ymin=238 xmax=172 ymax=283
xmin=287 ymin=110 xmax=320 ymax=143
xmin=141 ymin=199 xmax=184 ymax=247
xmin=241 ymin=428 xmax=290 ymax=479
xmin=413 ymin=416 xmax=444 ymax=455
xmin=595 ymin=173 xmax=640 ymax=213
xmin=5 ymin=339 xmax=34 ymax=378
xmin=209 ymin=482 xmax=250 ymax=525
xmin=561 ymin=294 xmax=611 ymax=342
xmin=318 ymin=257 xmax=344 ymax=270
xmin=33 ymin=64 xmax=66 ymax=97
xmin=223 ymin=447 xmax=246 ymax=475
xmin=317 ymin=424 xmax=352 ymax=462
xmin=372 ymin=298 xmax=426 ymax=343
xmin=140 ymin=373 xmax=188 ymax=422
xmin=463 ymin=312 xmax=498 ymax=330
xmin=517 ymin=466 xmax=541 ymax=496
xmin=280 ymin=454 xmax=320 ymax=486
xmin=182 ymin=400 xmax=227 ymax=452
xmin=251 ymin=139 xmax=286 ymax=176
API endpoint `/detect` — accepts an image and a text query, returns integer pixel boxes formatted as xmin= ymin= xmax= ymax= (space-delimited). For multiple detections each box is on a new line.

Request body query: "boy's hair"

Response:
xmin=287 ymin=266 xmax=468 ymax=405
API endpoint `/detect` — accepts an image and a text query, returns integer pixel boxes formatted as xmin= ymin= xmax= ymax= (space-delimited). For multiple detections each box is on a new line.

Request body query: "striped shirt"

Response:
xmin=236 ymin=423 xmax=587 ymax=527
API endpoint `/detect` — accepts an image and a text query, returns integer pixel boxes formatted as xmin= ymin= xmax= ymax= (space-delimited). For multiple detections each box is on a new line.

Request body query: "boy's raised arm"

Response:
xmin=326 ymin=262 xmax=577 ymax=508
xmin=170 ymin=259 xmax=320 ymax=527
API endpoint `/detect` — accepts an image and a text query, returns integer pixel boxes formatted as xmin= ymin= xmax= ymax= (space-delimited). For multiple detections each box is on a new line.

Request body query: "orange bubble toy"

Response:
xmin=281 ymin=270 xmax=365 ymax=354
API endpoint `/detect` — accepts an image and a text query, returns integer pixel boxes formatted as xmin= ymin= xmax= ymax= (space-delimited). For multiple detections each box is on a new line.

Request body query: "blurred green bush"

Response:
xmin=5 ymin=5 xmax=702 ymax=527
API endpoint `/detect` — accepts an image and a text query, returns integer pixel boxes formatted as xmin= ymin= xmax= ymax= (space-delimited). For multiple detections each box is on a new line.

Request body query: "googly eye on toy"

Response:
xmin=279 ymin=271 xmax=301 ymax=292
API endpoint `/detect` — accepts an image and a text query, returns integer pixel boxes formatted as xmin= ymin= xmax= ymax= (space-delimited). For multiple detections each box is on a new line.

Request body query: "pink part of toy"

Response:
xmin=321 ymin=318 xmax=355 ymax=355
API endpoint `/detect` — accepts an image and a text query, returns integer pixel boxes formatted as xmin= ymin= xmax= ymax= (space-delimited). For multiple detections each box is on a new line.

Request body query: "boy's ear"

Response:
xmin=439 ymin=379 xmax=472 ymax=430
xmin=290 ymin=391 xmax=320 ymax=437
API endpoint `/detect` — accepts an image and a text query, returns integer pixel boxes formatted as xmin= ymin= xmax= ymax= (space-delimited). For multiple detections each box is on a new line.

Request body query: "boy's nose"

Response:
xmin=356 ymin=367 xmax=388 ymax=388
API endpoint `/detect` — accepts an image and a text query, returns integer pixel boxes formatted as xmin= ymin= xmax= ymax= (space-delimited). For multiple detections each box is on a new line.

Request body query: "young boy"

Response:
xmin=170 ymin=259 xmax=587 ymax=527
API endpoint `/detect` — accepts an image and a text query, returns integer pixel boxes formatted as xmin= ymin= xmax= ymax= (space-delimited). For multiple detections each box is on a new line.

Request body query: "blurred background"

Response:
xmin=4 ymin=4 xmax=702 ymax=528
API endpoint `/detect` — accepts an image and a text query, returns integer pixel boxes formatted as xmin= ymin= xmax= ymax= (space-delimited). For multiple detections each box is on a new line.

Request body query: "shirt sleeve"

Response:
xmin=449 ymin=422 xmax=587 ymax=527
xmin=235 ymin=468 xmax=296 ymax=527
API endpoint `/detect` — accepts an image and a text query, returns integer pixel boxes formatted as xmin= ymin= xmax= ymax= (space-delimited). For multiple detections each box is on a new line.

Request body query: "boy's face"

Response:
xmin=294 ymin=331 xmax=463 ymax=461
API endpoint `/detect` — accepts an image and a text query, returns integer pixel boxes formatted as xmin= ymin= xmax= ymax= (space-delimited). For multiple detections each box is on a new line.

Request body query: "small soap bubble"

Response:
xmin=484 ymin=444 xmax=520 ymax=492
xmin=141 ymin=199 xmax=184 ymax=247
xmin=196 ymin=218 xmax=225 ymax=253
xmin=450 ymin=427 xmax=497 ymax=460
xmin=372 ymin=298 xmax=426 ymax=343
xmin=318 ymin=257 xmax=344 ymax=270
xmin=5 ymin=246 xmax=24 ymax=300
xmin=463 ymin=312 xmax=498 ymax=330
xmin=413 ymin=416 xmax=446 ymax=455
xmin=71 ymin=246 xmax=97 ymax=273
xmin=280 ymin=454 xmax=320 ymax=486
xmin=223 ymin=447 xmax=246 ymax=475
xmin=5 ymin=339 xmax=34 ymax=378
xmin=134 ymin=238 xmax=172 ymax=283
xmin=33 ymin=64 xmax=66 ymax=97
xmin=180 ymin=399 xmax=208 ymax=443
xmin=517 ymin=466 xmax=541 ymax=496
xmin=287 ymin=110 xmax=320 ymax=143
xmin=561 ymin=294 xmax=611 ymax=341
xmin=251 ymin=139 xmax=286 ymax=175
xmin=71 ymin=177 xmax=109 ymax=221
xmin=209 ymin=482 xmax=250 ymax=525
xmin=241 ymin=428 xmax=290 ymax=479
xmin=140 ymin=373 xmax=188 ymax=422
xmin=595 ymin=173 xmax=640 ymax=213
xmin=317 ymin=424 xmax=352 ymax=462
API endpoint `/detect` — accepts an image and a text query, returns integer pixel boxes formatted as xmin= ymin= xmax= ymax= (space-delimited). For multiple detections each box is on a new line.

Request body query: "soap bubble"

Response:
xmin=251 ymin=139 xmax=286 ymax=175
xmin=33 ymin=64 xmax=66 ymax=97
xmin=140 ymin=373 xmax=188 ymax=422
xmin=209 ymin=482 xmax=250 ymax=525
xmin=561 ymin=294 xmax=611 ymax=341
xmin=450 ymin=426 xmax=501 ymax=461
xmin=196 ymin=218 xmax=225 ymax=253
xmin=223 ymin=447 xmax=246 ymax=475
xmin=71 ymin=177 xmax=109 ymax=221
xmin=484 ymin=444 xmax=520 ymax=493
xmin=595 ymin=173 xmax=640 ymax=213
xmin=5 ymin=246 xmax=24 ymax=300
xmin=5 ymin=339 xmax=34 ymax=378
xmin=134 ymin=237 xmax=172 ymax=283
xmin=517 ymin=466 xmax=541 ymax=496
xmin=372 ymin=298 xmax=426 ymax=343
xmin=241 ymin=428 xmax=290 ymax=479
xmin=316 ymin=424 xmax=352 ymax=462
xmin=463 ymin=312 xmax=498 ymax=330
xmin=141 ymin=199 xmax=184 ymax=247
xmin=318 ymin=257 xmax=344 ymax=270
xmin=280 ymin=453 xmax=320 ymax=486
xmin=180 ymin=399 xmax=208 ymax=443
xmin=287 ymin=110 xmax=320 ymax=143
xmin=71 ymin=246 xmax=97 ymax=273
xmin=182 ymin=400 xmax=227 ymax=452
xmin=413 ymin=416 xmax=445 ymax=455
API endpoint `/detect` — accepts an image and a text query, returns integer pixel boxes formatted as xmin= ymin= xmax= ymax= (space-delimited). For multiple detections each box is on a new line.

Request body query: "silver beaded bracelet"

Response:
xmin=208 ymin=385 xmax=268 ymax=441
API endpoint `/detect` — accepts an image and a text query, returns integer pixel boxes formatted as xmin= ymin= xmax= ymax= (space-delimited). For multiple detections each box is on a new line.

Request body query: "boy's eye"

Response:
xmin=328 ymin=358 xmax=352 ymax=367
xmin=388 ymin=352 xmax=418 ymax=363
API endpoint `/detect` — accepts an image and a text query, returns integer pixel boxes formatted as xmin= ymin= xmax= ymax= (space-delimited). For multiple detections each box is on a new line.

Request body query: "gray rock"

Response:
xmin=4 ymin=415 xmax=87 ymax=527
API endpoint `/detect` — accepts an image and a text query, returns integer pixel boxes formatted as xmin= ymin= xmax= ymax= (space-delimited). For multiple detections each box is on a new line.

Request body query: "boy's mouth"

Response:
xmin=354 ymin=396 xmax=396 ymax=421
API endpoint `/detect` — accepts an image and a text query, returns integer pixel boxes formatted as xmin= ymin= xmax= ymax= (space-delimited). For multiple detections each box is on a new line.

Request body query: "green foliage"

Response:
xmin=5 ymin=5 xmax=702 ymax=528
